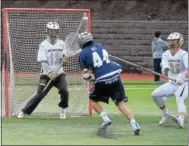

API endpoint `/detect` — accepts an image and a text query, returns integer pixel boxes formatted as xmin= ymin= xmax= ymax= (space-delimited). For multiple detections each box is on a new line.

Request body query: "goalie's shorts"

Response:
xmin=89 ymin=76 xmax=128 ymax=105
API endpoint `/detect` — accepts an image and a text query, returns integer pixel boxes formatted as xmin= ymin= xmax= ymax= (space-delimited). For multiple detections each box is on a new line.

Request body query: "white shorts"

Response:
xmin=152 ymin=81 xmax=188 ymax=101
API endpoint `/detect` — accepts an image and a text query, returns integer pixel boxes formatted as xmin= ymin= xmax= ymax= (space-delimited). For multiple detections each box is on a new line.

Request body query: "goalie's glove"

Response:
xmin=161 ymin=66 xmax=171 ymax=76
xmin=62 ymin=55 xmax=68 ymax=66
xmin=175 ymin=73 xmax=185 ymax=85
xmin=82 ymin=68 xmax=95 ymax=82
xmin=48 ymin=71 xmax=57 ymax=80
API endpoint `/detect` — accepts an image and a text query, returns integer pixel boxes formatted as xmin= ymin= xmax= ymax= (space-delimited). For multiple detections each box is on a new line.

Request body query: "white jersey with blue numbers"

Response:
xmin=37 ymin=39 xmax=67 ymax=75
xmin=79 ymin=43 xmax=122 ymax=82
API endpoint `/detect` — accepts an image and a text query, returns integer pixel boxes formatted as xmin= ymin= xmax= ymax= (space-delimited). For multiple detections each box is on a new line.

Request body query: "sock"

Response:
xmin=130 ymin=119 xmax=136 ymax=126
xmin=162 ymin=107 xmax=168 ymax=115
xmin=130 ymin=119 xmax=140 ymax=130
xmin=100 ymin=111 xmax=110 ymax=122
xmin=130 ymin=119 xmax=136 ymax=123
xmin=62 ymin=108 xmax=67 ymax=114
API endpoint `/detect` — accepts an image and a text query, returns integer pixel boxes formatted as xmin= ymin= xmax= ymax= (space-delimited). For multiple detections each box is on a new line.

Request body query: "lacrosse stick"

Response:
xmin=109 ymin=54 xmax=176 ymax=82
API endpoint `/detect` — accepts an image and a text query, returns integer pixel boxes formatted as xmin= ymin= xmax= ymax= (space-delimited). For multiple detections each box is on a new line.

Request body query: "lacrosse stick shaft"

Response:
xmin=42 ymin=65 xmax=62 ymax=92
xmin=109 ymin=55 xmax=176 ymax=82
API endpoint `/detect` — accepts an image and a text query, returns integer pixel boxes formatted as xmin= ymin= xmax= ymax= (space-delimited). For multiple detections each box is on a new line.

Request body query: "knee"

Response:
xmin=32 ymin=92 xmax=45 ymax=101
xmin=151 ymin=90 xmax=164 ymax=104
xmin=151 ymin=90 xmax=159 ymax=99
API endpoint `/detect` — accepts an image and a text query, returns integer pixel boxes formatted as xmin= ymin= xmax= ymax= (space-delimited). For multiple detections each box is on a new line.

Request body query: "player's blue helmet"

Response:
xmin=78 ymin=32 xmax=93 ymax=48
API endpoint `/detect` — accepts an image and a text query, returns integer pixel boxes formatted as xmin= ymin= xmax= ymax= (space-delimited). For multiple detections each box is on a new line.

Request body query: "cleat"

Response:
xmin=100 ymin=120 xmax=112 ymax=129
xmin=59 ymin=113 xmax=66 ymax=119
xmin=98 ymin=120 xmax=112 ymax=137
xmin=60 ymin=108 xmax=67 ymax=119
xmin=131 ymin=122 xmax=140 ymax=136
xmin=170 ymin=114 xmax=184 ymax=128
xmin=17 ymin=111 xmax=25 ymax=119
xmin=159 ymin=113 xmax=170 ymax=126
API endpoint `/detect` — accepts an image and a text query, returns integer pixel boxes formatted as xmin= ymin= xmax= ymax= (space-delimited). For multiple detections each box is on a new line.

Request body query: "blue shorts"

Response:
xmin=89 ymin=76 xmax=128 ymax=105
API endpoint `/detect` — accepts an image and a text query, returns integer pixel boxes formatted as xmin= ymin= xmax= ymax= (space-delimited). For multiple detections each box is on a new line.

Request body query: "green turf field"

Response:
xmin=2 ymin=80 xmax=188 ymax=145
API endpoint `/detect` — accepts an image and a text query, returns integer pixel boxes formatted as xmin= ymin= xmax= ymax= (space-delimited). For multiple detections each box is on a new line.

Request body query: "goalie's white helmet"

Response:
xmin=46 ymin=22 xmax=59 ymax=38
xmin=78 ymin=32 xmax=93 ymax=48
xmin=167 ymin=32 xmax=184 ymax=49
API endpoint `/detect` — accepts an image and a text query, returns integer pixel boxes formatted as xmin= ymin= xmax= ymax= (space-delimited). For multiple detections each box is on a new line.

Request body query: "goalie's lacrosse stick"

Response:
xmin=43 ymin=13 xmax=88 ymax=92
xmin=109 ymin=54 xmax=176 ymax=82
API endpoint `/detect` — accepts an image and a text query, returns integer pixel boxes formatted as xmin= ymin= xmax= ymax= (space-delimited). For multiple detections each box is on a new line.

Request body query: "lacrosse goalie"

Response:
xmin=151 ymin=32 xmax=188 ymax=128
xmin=78 ymin=32 xmax=140 ymax=136
xmin=17 ymin=22 xmax=69 ymax=119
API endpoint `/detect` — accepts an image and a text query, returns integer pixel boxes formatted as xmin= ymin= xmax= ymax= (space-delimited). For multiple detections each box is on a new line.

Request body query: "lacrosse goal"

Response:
xmin=2 ymin=8 xmax=92 ymax=118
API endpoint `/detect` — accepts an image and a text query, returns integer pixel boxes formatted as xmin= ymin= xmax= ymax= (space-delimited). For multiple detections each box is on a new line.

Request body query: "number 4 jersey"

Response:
xmin=162 ymin=49 xmax=188 ymax=82
xmin=37 ymin=39 xmax=67 ymax=75
xmin=79 ymin=43 xmax=122 ymax=82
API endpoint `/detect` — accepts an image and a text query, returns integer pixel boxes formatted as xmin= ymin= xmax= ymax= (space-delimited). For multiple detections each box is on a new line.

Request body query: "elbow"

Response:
xmin=184 ymin=70 xmax=188 ymax=78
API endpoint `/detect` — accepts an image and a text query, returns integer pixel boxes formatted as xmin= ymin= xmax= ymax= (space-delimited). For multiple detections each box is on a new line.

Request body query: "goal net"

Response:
xmin=2 ymin=8 xmax=92 ymax=118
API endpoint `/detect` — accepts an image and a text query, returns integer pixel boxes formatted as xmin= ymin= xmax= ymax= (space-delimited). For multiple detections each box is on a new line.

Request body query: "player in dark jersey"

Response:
xmin=78 ymin=32 xmax=141 ymax=136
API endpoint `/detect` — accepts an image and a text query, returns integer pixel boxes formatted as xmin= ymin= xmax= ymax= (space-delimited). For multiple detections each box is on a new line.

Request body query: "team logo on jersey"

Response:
xmin=169 ymin=59 xmax=180 ymax=63
xmin=48 ymin=49 xmax=62 ymax=52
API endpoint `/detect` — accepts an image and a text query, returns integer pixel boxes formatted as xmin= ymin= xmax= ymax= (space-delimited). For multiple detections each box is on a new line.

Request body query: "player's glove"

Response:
xmin=48 ymin=71 xmax=57 ymax=80
xmin=62 ymin=55 xmax=68 ymax=66
xmin=161 ymin=66 xmax=171 ymax=76
xmin=82 ymin=68 xmax=95 ymax=82
xmin=175 ymin=73 xmax=185 ymax=85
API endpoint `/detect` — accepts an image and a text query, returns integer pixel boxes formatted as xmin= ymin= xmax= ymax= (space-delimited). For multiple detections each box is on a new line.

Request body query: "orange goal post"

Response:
xmin=2 ymin=8 xmax=92 ymax=118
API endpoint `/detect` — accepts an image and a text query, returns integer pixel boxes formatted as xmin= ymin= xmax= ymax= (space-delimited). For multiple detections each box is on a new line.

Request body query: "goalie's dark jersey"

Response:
xmin=79 ymin=43 xmax=122 ymax=82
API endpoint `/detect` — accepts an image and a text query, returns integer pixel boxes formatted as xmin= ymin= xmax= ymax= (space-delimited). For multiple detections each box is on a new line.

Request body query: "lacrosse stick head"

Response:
xmin=64 ymin=13 xmax=89 ymax=56
xmin=65 ymin=32 xmax=81 ymax=57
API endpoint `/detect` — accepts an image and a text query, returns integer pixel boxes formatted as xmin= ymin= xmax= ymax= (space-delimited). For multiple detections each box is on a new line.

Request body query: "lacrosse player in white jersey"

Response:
xmin=17 ymin=22 xmax=69 ymax=119
xmin=151 ymin=32 xmax=188 ymax=128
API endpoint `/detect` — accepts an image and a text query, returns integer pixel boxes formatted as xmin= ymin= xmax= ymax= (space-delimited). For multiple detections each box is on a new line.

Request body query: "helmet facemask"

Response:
xmin=47 ymin=28 xmax=59 ymax=39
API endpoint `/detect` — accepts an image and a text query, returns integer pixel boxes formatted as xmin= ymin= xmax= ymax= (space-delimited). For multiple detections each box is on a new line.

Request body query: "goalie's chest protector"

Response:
xmin=42 ymin=39 xmax=66 ymax=66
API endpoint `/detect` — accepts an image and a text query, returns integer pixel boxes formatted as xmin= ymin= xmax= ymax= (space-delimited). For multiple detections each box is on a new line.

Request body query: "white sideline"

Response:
xmin=125 ymin=87 xmax=155 ymax=90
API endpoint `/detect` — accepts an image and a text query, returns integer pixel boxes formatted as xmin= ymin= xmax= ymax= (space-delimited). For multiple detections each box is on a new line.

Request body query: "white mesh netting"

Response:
xmin=2 ymin=9 xmax=90 ymax=117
